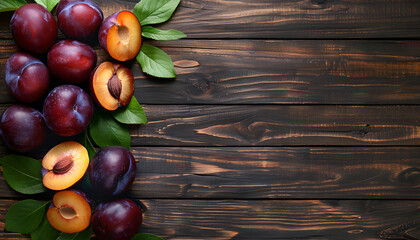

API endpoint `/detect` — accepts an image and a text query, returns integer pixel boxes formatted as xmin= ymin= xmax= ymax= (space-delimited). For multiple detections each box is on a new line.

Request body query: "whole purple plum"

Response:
xmin=10 ymin=4 xmax=57 ymax=54
xmin=48 ymin=40 xmax=97 ymax=84
xmin=89 ymin=146 xmax=136 ymax=198
xmin=92 ymin=199 xmax=142 ymax=240
xmin=5 ymin=52 xmax=50 ymax=103
xmin=56 ymin=0 xmax=103 ymax=39
xmin=43 ymin=85 xmax=93 ymax=137
xmin=0 ymin=105 xmax=46 ymax=152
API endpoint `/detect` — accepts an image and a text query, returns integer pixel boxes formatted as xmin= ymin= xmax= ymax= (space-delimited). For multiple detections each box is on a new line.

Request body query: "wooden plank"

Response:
xmin=1 ymin=105 xmax=420 ymax=147
xmin=1 ymin=0 xmax=420 ymax=39
xmin=128 ymin=147 xmax=420 ymax=199
xmin=0 ymin=199 xmax=420 ymax=239
xmin=160 ymin=0 xmax=420 ymax=39
xmin=137 ymin=40 xmax=420 ymax=104
xmin=2 ymin=39 xmax=420 ymax=104
xmin=132 ymin=105 xmax=420 ymax=146
xmin=2 ymin=147 xmax=420 ymax=199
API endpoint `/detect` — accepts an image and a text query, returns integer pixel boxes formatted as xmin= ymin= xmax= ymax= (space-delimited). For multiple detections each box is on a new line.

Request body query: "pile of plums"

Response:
xmin=42 ymin=142 xmax=140 ymax=239
xmin=1 ymin=1 xmax=143 ymax=239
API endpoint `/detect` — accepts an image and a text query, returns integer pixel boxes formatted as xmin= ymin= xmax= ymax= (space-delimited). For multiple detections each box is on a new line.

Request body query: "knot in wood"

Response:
xmin=379 ymin=221 xmax=420 ymax=239
xmin=398 ymin=167 xmax=420 ymax=184
xmin=311 ymin=0 xmax=326 ymax=4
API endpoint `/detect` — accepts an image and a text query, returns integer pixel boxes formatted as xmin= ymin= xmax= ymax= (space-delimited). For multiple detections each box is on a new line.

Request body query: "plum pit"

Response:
xmin=53 ymin=157 xmax=74 ymax=175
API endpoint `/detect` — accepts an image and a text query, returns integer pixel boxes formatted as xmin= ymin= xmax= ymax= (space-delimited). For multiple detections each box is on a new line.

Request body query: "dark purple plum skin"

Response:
xmin=5 ymin=52 xmax=50 ymax=103
xmin=48 ymin=189 xmax=92 ymax=209
xmin=57 ymin=0 xmax=103 ymax=39
xmin=10 ymin=4 xmax=57 ymax=54
xmin=48 ymin=40 xmax=97 ymax=84
xmin=98 ymin=12 xmax=119 ymax=52
xmin=0 ymin=105 xmax=46 ymax=152
xmin=92 ymin=199 xmax=142 ymax=240
xmin=89 ymin=146 xmax=136 ymax=198
xmin=43 ymin=85 xmax=93 ymax=137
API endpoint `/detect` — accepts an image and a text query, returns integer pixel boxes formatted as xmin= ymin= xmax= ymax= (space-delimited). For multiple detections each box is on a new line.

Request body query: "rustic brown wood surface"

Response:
xmin=1 ymin=199 xmax=420 ymax=239
xmin=1 ymin=0 xmax=420 ymax=39
xmin=1 ymin=0 xmax=420 ymax=239
xmin=1 ymin=105 xmax=420 ymax=147
xmin=2 ymin=147 xmax=420 ymax=200
xmin=133 ymin=105 xmax=420 ymax=146
xmin=1 ymin=39 xmax=420 ymax=104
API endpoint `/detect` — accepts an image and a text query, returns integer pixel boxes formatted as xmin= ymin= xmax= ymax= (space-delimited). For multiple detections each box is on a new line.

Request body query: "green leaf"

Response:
xmin=112 ymin=96 xmax=148 ymax=124
xmin=0 ymin=0 xmax=26 ymax=12
xmin=142 ymin=26 xmax=186 ymax=41
xmin=5 ymin=200 xmax=49 ymax=234
xmin=80 ymin=131 xmax=96 ymax=160
xmin=0 ymin=155 xmax=47 ymax=194
xmin=56 ymin=225 xmax=91 ymax=240
xmin=137 ymin=44 xmax=176 ymax=78
xmin=34 ymin=0 xmax=59 ymax=12
xmin=76 ymin=170 xmax=93 ymax=194
xmin=89 ymin=107 xmax=131 ymax=149
xmin=131 ymin=233 xmax=164 ymax=240
xmin=133 ymin=0 xmax=180 ymax=25
xmin=75 ymin=130 xmax=93 ymax=191
xmin=31 ymin=215 xmax=60 ymax=240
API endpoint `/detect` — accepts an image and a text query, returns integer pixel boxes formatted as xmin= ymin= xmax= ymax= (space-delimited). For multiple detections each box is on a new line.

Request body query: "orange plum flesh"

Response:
xmin=42 ymin=141 xmax=89 ymax=191
xmin=90 ymin=61 xmax=134 ymax=111
xmin=47 ymin=190 xmax=91 ymax=233
xmin=99 ymin=11 xmax=141 ymax=62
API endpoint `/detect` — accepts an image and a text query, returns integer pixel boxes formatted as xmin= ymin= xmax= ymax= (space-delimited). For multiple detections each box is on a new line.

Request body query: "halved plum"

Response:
xmin=90 ymin=62 xmax=134 ymax=110
xmin=42 ymin=141 xmax=89 ymax=191
xmin=99 ymin=11 xmax=141 ymax=61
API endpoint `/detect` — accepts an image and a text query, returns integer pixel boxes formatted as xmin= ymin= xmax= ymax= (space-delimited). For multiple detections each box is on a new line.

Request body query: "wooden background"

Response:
xmin=1 ymin=0 xmax=420 ymax=239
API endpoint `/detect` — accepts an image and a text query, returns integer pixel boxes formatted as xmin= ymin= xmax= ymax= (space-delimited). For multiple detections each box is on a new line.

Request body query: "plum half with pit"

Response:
xmin=56 ymin=0 xmax=103 ymax=40
xmin=0 ymin=105 xmax=46 ymax=152
xmin=90 ymin=62 xmax=134 ymax=111
xmin=92 ymin=198 xmax=142 ymax=240
xmin=42 ymin=141 xmax=89 ymax=191
xmin=89 ymin=146 xmax=136 ymax=198
xmin=10 ymin=4 xmax=57 ymax=54
xmin=5 ymin=52 xmax=50 ymax=103
xmin=43 ymin=85 xmax=93 ymax=137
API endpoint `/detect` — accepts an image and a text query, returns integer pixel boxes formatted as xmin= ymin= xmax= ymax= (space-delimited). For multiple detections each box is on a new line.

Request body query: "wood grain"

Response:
xmin=0 ymin=1 xmax=419 ymax=239
xmin=137 ymin=40 xmax=420 ymax=105
xmin=127 ymin=147 xmax=420 ymax=199
xmin=132 ymin=105 xmax=420 ymax=146
xmin=1 ymin=0 xmax=420 ymax=39
xmin=159 ymin=0 xmax=420 ymax=39
xmin=2 ymin=39 xmax=420 ymax=104
xmin=2 ymin=147 xmax=420 ymax=200
xmin=1 ymin=199 xmax=420 ymax=239
xmin=1 ymin=104 xmax=420 ymax=147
